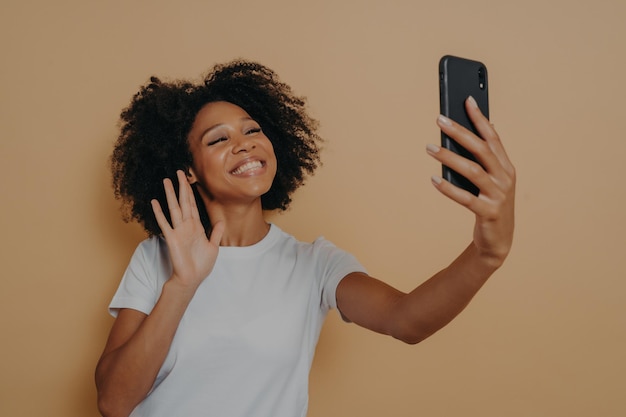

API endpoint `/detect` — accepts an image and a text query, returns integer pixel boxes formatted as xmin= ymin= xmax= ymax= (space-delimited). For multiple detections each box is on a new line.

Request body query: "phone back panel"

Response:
xmin=439 ymin=55 xmax=489 ymax=195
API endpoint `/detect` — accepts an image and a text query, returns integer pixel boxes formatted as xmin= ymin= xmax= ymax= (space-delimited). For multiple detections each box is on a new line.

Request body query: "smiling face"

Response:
xmin=186 ymin=101 xmax=277 ymax=208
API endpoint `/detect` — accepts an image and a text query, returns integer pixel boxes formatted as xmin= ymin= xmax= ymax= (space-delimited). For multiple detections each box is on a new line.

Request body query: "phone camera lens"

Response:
xmin=478 ymin=67 xmax=486 ymax=90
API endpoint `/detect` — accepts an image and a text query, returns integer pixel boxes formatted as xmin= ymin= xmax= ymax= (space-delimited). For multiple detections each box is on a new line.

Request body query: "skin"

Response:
xmin=95 ymin=97 xmax=515 ymax=417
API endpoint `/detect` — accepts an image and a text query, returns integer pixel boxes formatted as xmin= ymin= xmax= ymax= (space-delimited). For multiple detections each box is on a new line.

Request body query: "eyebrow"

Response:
xmin=198 ymin=117 xmax=255 ymax=141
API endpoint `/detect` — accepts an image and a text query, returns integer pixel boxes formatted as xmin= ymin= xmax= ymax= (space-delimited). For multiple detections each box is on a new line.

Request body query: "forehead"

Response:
xmin=193 ymin=101 xmax=251 ymax=126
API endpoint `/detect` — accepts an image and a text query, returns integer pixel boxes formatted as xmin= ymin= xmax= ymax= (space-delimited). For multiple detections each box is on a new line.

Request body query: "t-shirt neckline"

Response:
xmin=217 ymin=223 xmax=281 ymax=258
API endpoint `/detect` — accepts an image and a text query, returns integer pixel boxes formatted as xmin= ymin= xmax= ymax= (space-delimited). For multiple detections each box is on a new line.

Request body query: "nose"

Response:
xmin=232 ymin=133 xmax=256 ymax=154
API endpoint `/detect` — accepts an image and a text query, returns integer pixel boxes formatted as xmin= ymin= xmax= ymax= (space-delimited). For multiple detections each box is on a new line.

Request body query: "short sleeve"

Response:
xmin=312 ymin=237 xmax=367 ymax=311
xmin=108 ymin=237 xmax=171 ymax=317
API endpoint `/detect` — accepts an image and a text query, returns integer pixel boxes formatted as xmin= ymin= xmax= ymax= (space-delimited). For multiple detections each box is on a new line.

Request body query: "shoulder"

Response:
xmin=127 ymin=235 xmax=170 ymax=271
xmin=133 ymin=235 xmax=166 ymax=256
xmin=297 ymin=232 xmax=366 ymax=275
xmin=270 ymin=225 xmax=342 ymax=256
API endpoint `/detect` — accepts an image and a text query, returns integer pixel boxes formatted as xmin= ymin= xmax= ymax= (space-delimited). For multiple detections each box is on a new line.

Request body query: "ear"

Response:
xmin=186 ymin=167 xmax=198 ymax=185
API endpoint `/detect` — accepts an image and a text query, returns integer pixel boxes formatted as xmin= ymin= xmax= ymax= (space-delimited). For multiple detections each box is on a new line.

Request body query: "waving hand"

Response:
xmin=151 ymin=170 xmax=224 ymax=290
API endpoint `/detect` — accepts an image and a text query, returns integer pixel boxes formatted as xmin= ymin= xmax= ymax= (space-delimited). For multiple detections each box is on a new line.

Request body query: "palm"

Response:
xmin=151 ymin=170 xmax=224 ymax=289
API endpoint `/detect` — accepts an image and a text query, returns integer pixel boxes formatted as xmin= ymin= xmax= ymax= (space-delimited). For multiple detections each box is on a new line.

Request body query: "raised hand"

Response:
xmin=428 ymin=97 xmax=516 ymax=267
xmin=151 ymin=170 xmax=224 ymax=290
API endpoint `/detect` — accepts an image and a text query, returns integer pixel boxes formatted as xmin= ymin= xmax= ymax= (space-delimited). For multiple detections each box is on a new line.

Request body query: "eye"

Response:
xmin=207 ymin=136 xmax=227 ymax=146
xmin=245 ymin=127 xmax=262 ymax=135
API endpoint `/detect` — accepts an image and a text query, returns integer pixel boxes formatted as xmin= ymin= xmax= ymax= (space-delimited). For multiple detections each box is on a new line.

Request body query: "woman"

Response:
xmin=96 ymin=60 xmax=515 ymax=417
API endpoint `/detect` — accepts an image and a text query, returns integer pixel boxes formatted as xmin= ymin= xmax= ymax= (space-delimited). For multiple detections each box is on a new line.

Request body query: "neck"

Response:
xmin=205 ymin=201 xmax=270 ymax=247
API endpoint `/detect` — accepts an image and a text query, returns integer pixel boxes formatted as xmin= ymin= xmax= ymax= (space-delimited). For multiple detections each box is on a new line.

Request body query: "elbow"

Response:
xmin=96 ymin=384 xmax=134 ymax=417
xmin=398 ymin=335 xmax=425 ymax=345
xmin=95 ymin=371 xmax=117 ymax=417
xmin=393 ymin=332 xmax=429 ymax=345
xmin=95 ymin=361 xmax=136 ymax=417
xmin=97 ymin=393 xmax=123 ymax=417
xmin=97 ymin=399 xmax=112 ymax=417
xmin=97 ymin=395 xmax=133 ymax=417
xmin=97 ymin=396 xmax=116 ymax=417
xmin=390 ymin=321 xmax=438 ymax=345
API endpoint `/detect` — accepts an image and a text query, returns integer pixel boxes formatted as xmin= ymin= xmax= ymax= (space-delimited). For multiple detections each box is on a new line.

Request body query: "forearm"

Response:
xmin=392 ymin=242 xmax=501 ymax=344
xmin=96 ymin=279 xmax=195 ymax=417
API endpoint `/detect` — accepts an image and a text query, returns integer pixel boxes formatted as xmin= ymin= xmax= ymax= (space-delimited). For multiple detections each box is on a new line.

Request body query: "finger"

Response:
xmin=437 ymin=114 xmax=507 ymax=190
xmin=176 ymin=170 xmax=193 ymax=220
xmin=428 ymin=144 xmax=494 ymax=195
xmin=151 ymin=199 xmax=173 ymax=235
xmin=465 ymin=97 xmax=515 ymax=176
xmin=163 ymin=177 xmax=183 ymax=226
xmin=209 ymin=221 xmax=225 ymax=246
xmin=437 ymin=114 xmax=495 ymax=167
xmin=460 ymin=101 xmax=516 ymax=193
xmin=430 ymin=175 xmax=474 ymax=208
xmin=180 ymin=170 xmax=201 ymax=220
xmin=430 ymin=175 xmax=502 ymax=220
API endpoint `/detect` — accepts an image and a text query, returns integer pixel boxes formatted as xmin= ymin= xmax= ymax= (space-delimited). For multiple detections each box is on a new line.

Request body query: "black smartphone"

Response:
xmin=439 ymin=55 xmax=489 ymax=196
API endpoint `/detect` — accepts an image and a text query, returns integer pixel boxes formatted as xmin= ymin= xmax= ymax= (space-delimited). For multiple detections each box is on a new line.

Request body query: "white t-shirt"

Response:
xmin=109 ymin=224 xmax=366 ymax=417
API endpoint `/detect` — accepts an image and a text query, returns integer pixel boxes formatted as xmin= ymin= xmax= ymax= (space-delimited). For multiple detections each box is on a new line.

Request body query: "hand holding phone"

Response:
xmin=432 ymin=55 xmax=516 ymax=271
xmin=439 ymin=55 xmax=489 ymax=195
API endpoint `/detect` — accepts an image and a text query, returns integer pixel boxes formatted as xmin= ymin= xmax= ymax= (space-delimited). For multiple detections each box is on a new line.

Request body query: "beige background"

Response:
xmin=1 ymin=0 xmax=624 ymax=416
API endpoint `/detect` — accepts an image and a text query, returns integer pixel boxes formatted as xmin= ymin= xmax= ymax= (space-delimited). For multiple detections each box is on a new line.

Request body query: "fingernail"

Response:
xmin=426 ymin=144 xmax=440 ymax=154
xmin=438 ymin=114 xmax=452 ymax=126
xmin=467 ymin=96 xmax=478 ymax=108
xmin=431 ymin=175 xmax=443 ymax=185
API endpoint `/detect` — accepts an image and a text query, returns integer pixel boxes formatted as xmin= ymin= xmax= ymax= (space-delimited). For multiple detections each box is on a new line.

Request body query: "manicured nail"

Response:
xmin=467 ymin=96 xmax=478 ymax=108
xmin=431 ymin=175 xmax=443 ymax=185
xmin=438 ymin=114 xmax=452 ymax=126
xmin=426 ymin=144 xmax=440 ymax=154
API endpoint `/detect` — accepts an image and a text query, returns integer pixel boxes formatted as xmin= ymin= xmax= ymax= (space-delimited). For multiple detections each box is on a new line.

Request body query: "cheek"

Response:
xmin=195 ymin=148 xmax=225 ymax=170
xmin=190 ymin=151 xmax=226 ymax=188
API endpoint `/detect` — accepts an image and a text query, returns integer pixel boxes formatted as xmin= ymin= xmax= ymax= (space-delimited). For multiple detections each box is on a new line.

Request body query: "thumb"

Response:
xmin=209 ymin=221 xmax=225 ymax=246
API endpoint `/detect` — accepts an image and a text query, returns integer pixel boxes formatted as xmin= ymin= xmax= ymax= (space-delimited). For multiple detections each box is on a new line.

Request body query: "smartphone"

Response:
xmin=439 ymin=55 xmax=489 ymax=195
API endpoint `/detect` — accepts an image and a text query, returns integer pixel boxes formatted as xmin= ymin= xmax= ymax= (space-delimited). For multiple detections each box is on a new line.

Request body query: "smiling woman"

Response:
xmin=109 ymin=61 xmax=323 ymax=239
xmin=96 ymin=59 xmax=515 ymax=417
xmin=185 ymin=101 xmax=278 ymax=220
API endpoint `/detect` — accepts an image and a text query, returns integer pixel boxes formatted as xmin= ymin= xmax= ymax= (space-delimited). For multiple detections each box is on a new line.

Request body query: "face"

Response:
xmin=186 ymin=101 xmax=277 ymax=207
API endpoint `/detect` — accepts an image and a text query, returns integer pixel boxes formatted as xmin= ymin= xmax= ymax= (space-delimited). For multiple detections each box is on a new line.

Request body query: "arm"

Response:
xmin=95 ymin=171 xmax=224 ymax=417
xmin=337 ymin=97 xmax=515 ymax=344
xmin=95 ymin=285 xmax=196 ymax=417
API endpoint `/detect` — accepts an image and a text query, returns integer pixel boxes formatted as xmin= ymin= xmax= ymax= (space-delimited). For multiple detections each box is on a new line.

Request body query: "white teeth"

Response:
xmin=231 ymin=160 xmax=262 ymax=175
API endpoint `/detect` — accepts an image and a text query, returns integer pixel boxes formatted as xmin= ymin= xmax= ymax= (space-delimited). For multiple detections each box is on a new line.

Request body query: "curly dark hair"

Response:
xmin=110 ymin=60 xmax=322 ymax=236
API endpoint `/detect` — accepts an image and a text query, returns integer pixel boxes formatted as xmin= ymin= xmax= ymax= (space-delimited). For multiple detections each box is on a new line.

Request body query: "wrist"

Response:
xmin=163 ymin=277 xmax=199 ymax=301
xmin=471 ymin=243 xmax=509 ymax=272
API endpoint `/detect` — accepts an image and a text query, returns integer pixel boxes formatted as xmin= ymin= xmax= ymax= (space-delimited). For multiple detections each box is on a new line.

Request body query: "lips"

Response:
xmin=230 ymin=159 xmax=264 ymax=175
